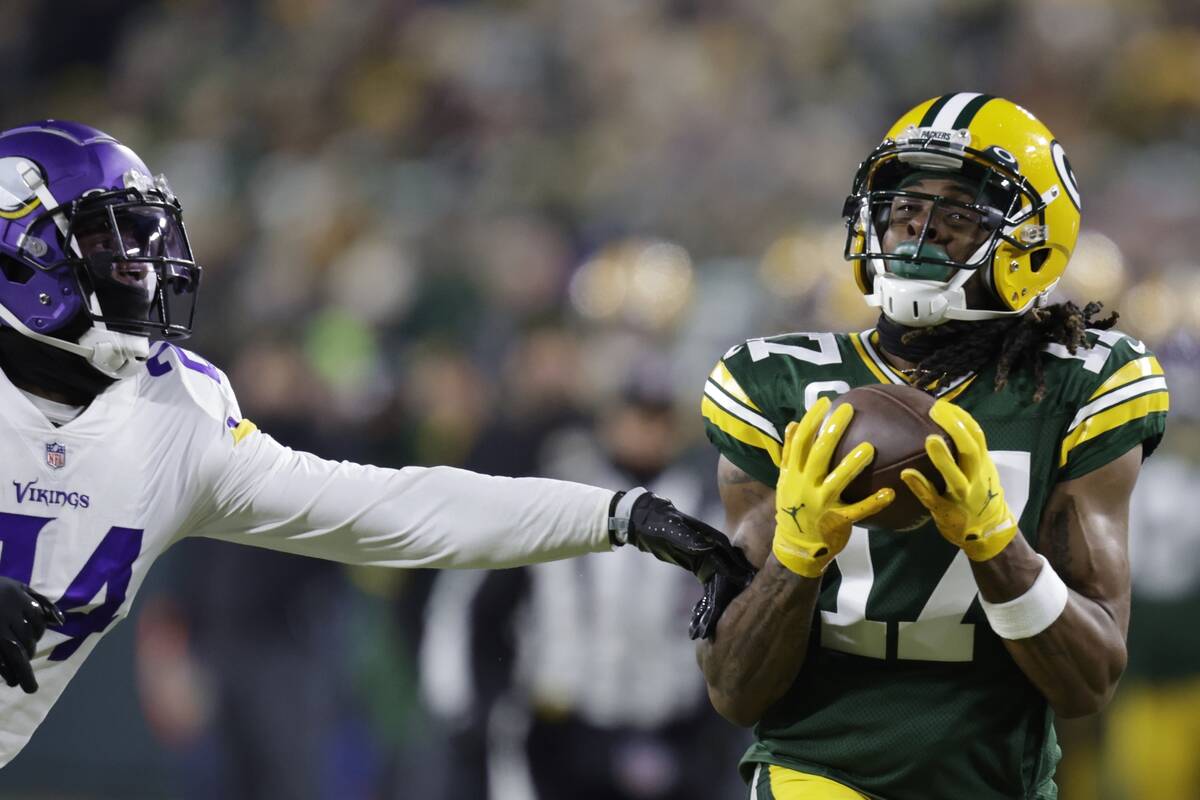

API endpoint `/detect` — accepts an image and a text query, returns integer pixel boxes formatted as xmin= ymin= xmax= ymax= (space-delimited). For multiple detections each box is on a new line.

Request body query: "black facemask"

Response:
xmin=0 ymin=321 xmax=118 ymax=406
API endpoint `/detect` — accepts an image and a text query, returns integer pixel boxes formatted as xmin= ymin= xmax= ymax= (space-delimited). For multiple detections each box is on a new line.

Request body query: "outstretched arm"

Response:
xmin=195 ymin=433 xmax=614 ymax=567
xmin=191 ymin=428 xmax=746 ymax=578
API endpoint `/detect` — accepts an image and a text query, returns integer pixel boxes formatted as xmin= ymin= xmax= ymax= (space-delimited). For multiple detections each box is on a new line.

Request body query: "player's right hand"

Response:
xmin=900 ymin=400 xmax=1019 ymax=562
xmin=773 ymin=397 xmax=894 ymax=578
xmin=0 ymin=577 xmax=65 ymax=693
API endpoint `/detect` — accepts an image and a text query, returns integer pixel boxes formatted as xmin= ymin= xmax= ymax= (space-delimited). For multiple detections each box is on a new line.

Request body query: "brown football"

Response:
xmin=828 ymin=384 xmax=955 ymax=531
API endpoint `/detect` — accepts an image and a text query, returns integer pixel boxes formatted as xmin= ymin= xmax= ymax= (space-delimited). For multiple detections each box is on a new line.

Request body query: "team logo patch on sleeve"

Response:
xmin=45 ymin=442 xmax=66 ymax=470
xmin=226 ymin=417 xmax=258 ymax=445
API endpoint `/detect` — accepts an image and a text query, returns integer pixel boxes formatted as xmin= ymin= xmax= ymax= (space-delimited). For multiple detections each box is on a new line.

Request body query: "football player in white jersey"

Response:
xmin=0 ymin=121 xmax=752 ymax=766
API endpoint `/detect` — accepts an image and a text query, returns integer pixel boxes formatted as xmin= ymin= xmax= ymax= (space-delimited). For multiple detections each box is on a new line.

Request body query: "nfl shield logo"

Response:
xmin=45 ymin=442 xmax=66 ymax=470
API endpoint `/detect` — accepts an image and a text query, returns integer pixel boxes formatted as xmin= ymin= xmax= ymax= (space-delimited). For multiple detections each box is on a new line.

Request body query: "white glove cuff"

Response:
xmin=979 ymin=554 xmax=1069 ymax=640
xmin=607 ymin=487 xmax=648 ymax=546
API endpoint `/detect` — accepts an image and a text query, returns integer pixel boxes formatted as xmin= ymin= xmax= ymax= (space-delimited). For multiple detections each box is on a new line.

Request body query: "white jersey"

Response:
xmin=0 ymin=342 xmax=614 ymax=766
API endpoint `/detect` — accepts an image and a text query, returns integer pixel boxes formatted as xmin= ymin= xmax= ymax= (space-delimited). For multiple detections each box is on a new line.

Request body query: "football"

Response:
xmin=828 ymin=384 xmax=955 ymax=531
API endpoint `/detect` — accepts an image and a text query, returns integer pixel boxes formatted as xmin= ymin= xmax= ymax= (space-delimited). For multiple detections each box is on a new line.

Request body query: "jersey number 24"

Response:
xmin=0 ymin=513 xmax=141 ymax=661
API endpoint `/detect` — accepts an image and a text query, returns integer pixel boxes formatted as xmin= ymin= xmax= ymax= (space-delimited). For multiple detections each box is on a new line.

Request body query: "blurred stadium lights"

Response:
xmin=569 ymin=238 xmax=695 ymax=331
xmin=304 ymin=308 xmax=382 ymax=396
xmin=757 ymin=224 xmax=877 ymax=331
xmin=1059 ymin=231 xmax=1127 ymax=308
xmin=824 ymin=268 xmax=880 ymax=331
xmin=1119 ymin=277 xmax=1180 ymax=343
xmin=1178 ymin=269 xmax=1200 ymax=334
xmin=758 ymin=225 xmax=846 ymax=300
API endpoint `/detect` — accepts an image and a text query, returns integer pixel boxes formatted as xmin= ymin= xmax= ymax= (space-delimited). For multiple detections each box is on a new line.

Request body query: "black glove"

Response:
xmin=689 ymin=570 xmax=751 ymax=641
xmin=609 ymin=488 xmax=755 ymax=639
xmin=0 ymin=577 xmax=65 ymax=693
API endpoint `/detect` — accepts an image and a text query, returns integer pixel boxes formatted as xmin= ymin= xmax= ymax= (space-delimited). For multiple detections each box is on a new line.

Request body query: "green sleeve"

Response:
xmin=1058 ymin=334 xmax=1168 ymax=481
xmin=699 ymin=349 xmax=784 ymax=487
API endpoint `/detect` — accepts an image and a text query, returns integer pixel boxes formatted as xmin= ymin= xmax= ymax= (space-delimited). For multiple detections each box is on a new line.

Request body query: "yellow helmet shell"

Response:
xmin=850 ymin=93 xmax=1081 ymax=315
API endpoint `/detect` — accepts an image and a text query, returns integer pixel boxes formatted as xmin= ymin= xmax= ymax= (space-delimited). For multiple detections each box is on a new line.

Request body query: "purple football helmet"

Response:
xmin=0 ymin=121 xmax=201 ymax=377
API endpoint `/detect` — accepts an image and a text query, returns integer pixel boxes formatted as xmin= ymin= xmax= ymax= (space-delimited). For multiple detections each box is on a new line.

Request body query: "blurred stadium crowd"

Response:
xmin=1 ymin=0 xmax=1198 ymax=798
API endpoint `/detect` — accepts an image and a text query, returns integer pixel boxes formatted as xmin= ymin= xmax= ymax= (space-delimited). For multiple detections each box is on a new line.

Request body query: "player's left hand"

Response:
xmin=900 ymin=400 xmax=1019 ymax=562
xmin=0 ymin=577 xmax=65 ymax=693
xmin=610 ymin=488 xmax=755 ymax=639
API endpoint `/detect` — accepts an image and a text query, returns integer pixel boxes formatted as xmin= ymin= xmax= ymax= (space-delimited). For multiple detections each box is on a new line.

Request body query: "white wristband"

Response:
xmin=979 ymin=554 xmax=1069 ymax=640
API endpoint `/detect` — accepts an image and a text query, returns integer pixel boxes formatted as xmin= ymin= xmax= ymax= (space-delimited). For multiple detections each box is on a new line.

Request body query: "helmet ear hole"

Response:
xmin=1029 ymin=249 xmax=1050 ymax=273
xmin=0 ymin=256 xmax=34 ymax=285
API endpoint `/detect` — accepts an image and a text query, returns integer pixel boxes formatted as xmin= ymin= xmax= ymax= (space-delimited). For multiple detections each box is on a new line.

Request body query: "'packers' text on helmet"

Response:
xmin=842 ymin=93 xmax=1081 ymax=327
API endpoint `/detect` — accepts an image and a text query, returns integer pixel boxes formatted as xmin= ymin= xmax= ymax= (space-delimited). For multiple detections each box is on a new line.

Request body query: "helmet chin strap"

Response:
xmin=6 ymin=164 xmax=150 ymax=379
xmin=0 ymin=301 xmax=148 ymax=379
xmin=870 ymin=271 xmax=1042 ymax=327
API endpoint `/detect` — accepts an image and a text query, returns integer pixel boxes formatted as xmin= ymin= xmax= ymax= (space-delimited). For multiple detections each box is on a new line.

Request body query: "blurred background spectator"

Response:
xmin=0 ymin=0 xmax=1197 ymax=797
xmin=419 ymin=359 xmax=747 ymax=800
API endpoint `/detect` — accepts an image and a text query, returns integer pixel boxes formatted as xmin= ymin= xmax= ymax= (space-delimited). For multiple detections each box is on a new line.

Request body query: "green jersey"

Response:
xmin=701 ymin=327 xmax=1168 ymax=800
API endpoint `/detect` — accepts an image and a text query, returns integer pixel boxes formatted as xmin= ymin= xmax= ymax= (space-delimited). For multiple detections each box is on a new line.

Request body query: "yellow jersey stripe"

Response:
xmin=850 ymin=332 xmax=892 ymax=384
xmin=1088 ymin=356 xmax=1164 ymax=401
xmin=860 ymin=330 xmax=910 ymax=384
xmin=940 ymin=376 xmax=977 ymax=402
xmin=231 ymin=418 xmax=258 ymax=445
xmin=853 ymin=330 xmax=976 ymax=399
xmin=701 ymin=396 xmax=783 ymax=466
xmin=767 ymin=764 xmax=871 ymax=799
xmin=1068 ymin=376 xmax=1168 ymax=433
xmin=703 ymin=381 xmax=783 ymax=442
xmin=708 ymin=360 xmax=762 ymax=411
xmin=1059 ymin=391 xmax=1168 ymax=466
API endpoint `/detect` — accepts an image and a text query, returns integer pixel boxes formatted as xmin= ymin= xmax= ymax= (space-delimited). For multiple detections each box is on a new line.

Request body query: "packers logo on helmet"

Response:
xmin=842 ymin=93 xmax=1081 ymax=327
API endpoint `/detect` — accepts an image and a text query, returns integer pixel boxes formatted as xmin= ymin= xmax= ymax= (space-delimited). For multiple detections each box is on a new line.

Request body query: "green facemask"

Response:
xmin=885 ymin=241 xmax=955 ymax=281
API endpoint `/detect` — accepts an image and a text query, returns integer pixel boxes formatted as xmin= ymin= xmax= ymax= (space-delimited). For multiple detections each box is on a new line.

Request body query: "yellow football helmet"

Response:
xmin=843 ymin=93 xmax=1081 ymax=327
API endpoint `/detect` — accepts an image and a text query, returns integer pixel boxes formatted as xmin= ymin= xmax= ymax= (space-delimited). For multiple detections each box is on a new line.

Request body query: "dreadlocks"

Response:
xmin=902 ymin=301 xmax=1119 ymax=401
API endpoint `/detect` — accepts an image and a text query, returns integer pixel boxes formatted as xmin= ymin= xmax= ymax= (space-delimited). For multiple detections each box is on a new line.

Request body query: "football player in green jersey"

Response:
xmin=695 ymin=93 xmax=1168 ymax=800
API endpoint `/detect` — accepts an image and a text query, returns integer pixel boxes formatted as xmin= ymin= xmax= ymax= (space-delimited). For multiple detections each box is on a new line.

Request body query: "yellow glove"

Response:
xmin=773 ymin=397 xmax=895 ymax=578
xmin=900 ymin=400 xmax=1018 ymax=562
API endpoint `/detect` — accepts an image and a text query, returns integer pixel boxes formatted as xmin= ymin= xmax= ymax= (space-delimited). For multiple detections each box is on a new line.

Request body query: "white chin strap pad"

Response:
xmin=872 ymin=273 xmax=968 ymax=327
xmin=869 ymin=267 xmax=1034 ymax=328
xmin=77 ymin=328 xmax=150 ymax=378
xmin=0 ymin=300 xmax=149 ymax=379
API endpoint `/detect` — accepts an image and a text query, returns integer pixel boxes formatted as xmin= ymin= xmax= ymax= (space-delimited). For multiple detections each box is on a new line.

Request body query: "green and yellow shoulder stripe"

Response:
xmin=701 ymin=357 xmax=784 ymax=480
xmin=1058 ymin=332 xmax=1168 ymax=479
